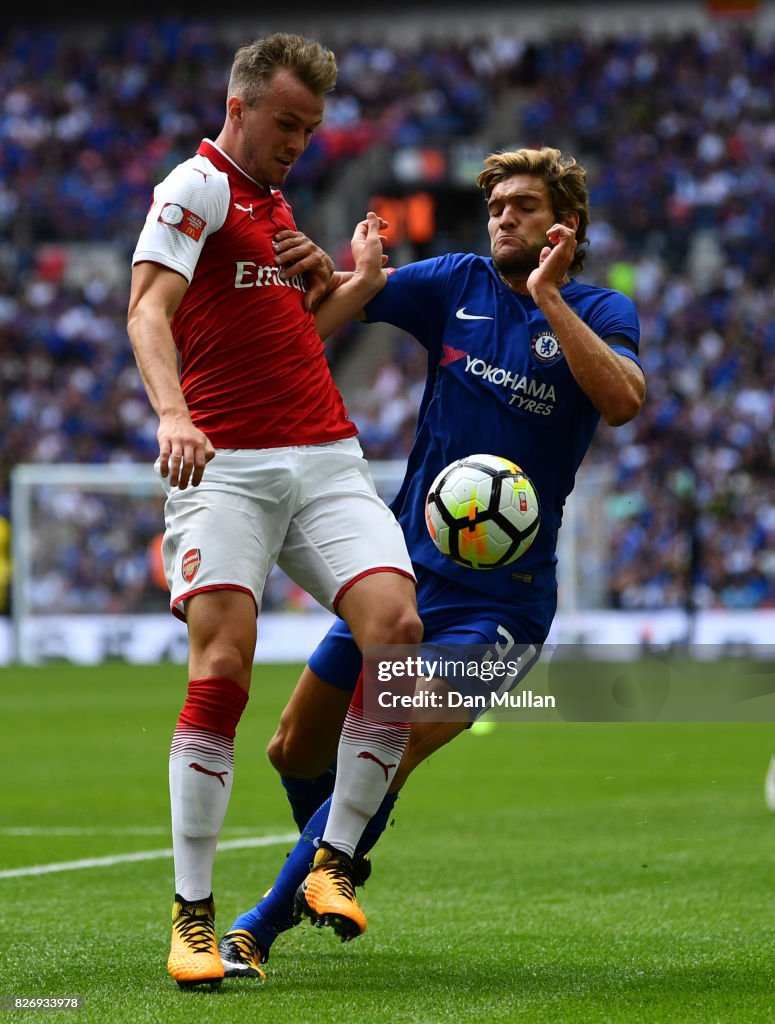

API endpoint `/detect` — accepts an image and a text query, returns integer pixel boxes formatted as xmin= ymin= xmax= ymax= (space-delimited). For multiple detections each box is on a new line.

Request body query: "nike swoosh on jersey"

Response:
xmin=456 ymin=307 xmax=494 ymax=320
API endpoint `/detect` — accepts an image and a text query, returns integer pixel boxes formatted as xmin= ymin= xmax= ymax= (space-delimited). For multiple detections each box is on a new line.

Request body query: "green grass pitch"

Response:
xmin=1 ymin=661 xmax=774 ymax=1023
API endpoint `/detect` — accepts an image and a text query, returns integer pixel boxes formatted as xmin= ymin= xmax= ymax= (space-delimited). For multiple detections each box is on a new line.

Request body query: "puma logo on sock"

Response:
xmin=188 ymin=762 xmax=229 ymax=786
xmin=357 ymin=751 xmax=396 ymax=781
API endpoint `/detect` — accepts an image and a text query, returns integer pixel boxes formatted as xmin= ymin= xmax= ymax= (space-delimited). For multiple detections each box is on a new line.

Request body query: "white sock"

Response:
xmin=322 ymin=703 xmax=409 ymax=858
xmin=169 ymin=725 xmax=234 ymax=900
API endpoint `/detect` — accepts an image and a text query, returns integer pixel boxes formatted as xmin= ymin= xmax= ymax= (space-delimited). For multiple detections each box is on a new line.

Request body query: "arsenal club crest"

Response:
xmin=181 ymin=548 xmax=201 ymax=584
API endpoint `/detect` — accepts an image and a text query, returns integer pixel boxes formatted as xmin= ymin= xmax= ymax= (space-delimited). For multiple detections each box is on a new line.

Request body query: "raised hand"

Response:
xmin=527 ymin=223 xmax=577 ymax=301
xmin=351 ymin=211 xmax=389 ymax=282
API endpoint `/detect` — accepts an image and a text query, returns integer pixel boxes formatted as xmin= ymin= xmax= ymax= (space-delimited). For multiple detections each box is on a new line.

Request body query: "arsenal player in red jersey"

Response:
xmin=127 ymin=33 xmax=421 ymax=989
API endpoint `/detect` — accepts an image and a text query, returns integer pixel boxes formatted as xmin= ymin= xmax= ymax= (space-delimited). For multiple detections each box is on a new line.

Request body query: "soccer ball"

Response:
xmin=425 ymin=454 xmax=540 ymax=569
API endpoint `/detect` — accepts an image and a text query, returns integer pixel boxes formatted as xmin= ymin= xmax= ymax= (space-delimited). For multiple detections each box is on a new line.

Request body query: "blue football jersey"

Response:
xmin=364 ymin=252 xmax=641 ymax=611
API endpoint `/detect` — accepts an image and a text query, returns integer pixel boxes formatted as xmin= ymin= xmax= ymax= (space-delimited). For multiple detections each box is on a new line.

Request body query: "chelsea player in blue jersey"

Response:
xmin=217 ymin=146 xmax=646 ymax=977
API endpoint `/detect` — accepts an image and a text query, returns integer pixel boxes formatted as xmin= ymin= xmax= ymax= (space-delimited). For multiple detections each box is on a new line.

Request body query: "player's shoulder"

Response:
xmin=162 ymin=151 xmax=228 ymax=193
xmin=391 ymin=251 xmax=489 ymax=284
xmin=154 ymin=150 xmax=230 ymax=225
xmin=437 ymin=251 xmax=489 ymax=273
xmin=566 ymin=278 xmax=638 ymax=313
xmin=565 ymin=278 xmax=638 ymax=317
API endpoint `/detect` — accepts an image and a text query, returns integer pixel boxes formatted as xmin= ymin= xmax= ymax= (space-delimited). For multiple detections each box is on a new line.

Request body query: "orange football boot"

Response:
xmin=294 ymin=844 xmax=367 ymax=941
xmin=167 ymin=894 xmax=224 ymax=989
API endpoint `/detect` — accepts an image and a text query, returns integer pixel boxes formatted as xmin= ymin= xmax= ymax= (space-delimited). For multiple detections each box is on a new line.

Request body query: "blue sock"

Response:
xmin=281 ymin=764 xmax=337 ymax=831
xmin=228 ymin=791 xmax=399 ymax=956
xmin=355 ymin=790 xmax=398 ymax=857
xmin=228 ymin=797 xmax=332 ymax=954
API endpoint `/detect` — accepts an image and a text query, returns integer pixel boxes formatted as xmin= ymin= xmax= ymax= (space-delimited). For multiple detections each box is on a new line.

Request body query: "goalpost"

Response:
xmin=9 ymin=460 xmax=602 ymax=665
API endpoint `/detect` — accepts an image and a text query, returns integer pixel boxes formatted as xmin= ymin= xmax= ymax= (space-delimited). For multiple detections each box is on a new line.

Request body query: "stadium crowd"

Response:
xmin=1 ymin=17 xmax=773 ymax=613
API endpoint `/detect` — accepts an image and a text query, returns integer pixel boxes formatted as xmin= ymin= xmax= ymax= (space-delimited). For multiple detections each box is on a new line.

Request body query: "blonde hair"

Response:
xmin=228 ymin=33 xmax=337 ymax=105
xmin=477 ymin=147 xmax=590 ymax=273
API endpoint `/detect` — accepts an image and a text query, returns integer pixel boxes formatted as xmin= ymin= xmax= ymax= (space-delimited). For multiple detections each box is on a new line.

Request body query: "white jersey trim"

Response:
xmin=131 ymin=152 xmax=230 ymax=283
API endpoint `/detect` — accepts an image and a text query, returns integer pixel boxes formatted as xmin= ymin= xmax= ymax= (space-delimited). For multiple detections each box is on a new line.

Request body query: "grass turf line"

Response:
xmin=0 ymin=662 xmax=773 ymax=1023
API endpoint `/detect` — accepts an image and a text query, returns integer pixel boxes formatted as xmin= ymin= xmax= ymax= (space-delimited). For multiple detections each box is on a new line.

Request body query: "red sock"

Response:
xmin=169 ymin=677 xmax=248 ymax=900
xmin=175 ymin=676 xmax=248 ymax=738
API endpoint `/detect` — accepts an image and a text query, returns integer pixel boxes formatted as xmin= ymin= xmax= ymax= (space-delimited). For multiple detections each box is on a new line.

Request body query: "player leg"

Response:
xmin=268 ymin=662 xmax=354 ymax=829
xmin=218 ymin=661 xmax=351 ymax=977
xmin=219 ymin=638 xmax=471 ymax=975
xmin=167 ymin=590 xmax=257 ymax=988
xmin=295 ymin=572 xmax=421 ymax=940
xmin=162 ymin=451 xmax=287 ymax=988
xmin=219 ymin=704 xmax=467 ymax=974
xmin=319 ymin=569 xmax=421 ymax=848
xmin=218 ymin=590 xmax=545 ymax=973
xmin=272 ymin=440 xmax=422 ymax=940
xmin=218 ymin=618 xmax=378 ymax=976
xmin=270 ymin=612 xmax=401 ymax=859
xmin=293 ymin=580 xmax=546 ymax=944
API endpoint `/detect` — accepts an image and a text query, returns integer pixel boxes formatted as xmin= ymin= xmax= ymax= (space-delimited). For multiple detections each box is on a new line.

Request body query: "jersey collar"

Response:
xmin=197 ymin=139 xmax=272 ymax=195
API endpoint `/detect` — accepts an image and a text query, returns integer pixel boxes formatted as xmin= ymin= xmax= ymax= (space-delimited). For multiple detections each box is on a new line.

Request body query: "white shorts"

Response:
xmin=157 ymin=438 xmax=414 ymax=621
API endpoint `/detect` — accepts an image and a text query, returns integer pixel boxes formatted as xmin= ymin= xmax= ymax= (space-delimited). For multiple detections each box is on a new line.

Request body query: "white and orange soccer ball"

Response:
xmin=425 ymin=454 xmax=540 ymax=570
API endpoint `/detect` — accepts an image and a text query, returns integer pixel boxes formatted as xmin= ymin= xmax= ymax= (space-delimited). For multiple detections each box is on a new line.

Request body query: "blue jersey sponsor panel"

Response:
xmin=366 ymin=253 xmax=641 ymax=610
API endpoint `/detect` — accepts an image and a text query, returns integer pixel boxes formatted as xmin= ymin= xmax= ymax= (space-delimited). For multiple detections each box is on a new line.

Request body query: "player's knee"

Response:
xmin=196 ymin=639 xmax=253 ymax=686
xmin=266 ymin=729 xmax=289 ymax=774
xmin=394 ymin=605 xmax=423 ymax=646
xmin=267 ymin=724 xmax=331 ymax=778
xmin=364 ymin=603 xmax=423 ymax=647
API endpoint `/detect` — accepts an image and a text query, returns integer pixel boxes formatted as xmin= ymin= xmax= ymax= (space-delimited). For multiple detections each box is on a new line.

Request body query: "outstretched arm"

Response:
xmin=528 ymin=224 xmax=645 ymax=426
xmin=313 ymin=212 xmax=389 ymax=340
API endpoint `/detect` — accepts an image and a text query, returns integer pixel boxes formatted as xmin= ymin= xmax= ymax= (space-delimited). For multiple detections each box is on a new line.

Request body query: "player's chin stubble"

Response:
xmin=492 ymin=240 xmax=543 ymax=278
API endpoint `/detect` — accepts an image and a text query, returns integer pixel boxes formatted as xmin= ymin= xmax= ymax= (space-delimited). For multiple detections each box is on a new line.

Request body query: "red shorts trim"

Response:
xmin=332 ymin=566 xmax=416 ymax=613
xmin=171 ymin=584 xmax=258 ymax=622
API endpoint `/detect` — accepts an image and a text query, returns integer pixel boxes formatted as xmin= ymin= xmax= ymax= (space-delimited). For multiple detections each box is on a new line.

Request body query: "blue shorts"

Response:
xmin=308 ymin=563 xmax=553 ymax=713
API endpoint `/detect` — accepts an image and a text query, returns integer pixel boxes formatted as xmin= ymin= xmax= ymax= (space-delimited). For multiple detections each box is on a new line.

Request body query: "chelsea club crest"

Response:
xmin=530 ymin=331 xmax=563 ymax=364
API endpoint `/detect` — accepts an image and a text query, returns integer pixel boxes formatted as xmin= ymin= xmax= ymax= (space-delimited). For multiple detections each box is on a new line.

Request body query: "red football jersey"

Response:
xmin=132 ymin=139 xmax=357 ymax=449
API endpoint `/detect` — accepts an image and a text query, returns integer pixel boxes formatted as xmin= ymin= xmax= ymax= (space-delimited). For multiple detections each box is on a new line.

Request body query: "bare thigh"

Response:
xmin=186 ymin=588 xmax=258 ymax=692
